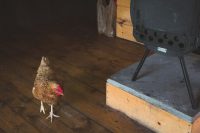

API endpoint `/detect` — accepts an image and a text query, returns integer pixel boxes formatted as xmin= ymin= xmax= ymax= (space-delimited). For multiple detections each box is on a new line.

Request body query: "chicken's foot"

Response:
xmin=40 ymin=101 xmax=45 ymax=114
xmin=46 ymin=105 xmax=60 ymax=123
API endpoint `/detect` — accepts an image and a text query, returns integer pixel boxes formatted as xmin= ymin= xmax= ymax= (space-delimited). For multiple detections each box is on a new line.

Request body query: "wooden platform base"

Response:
xmin=106 ymin=54 xmax=200 ymax=133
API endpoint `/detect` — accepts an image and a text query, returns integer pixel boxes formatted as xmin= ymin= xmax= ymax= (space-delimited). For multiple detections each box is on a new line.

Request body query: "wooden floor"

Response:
xmin=0 ymin=19 xmax=154 ymax=133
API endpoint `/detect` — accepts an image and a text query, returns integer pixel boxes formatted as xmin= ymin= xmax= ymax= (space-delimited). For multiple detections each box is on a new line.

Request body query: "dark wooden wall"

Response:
xmin=0 ymin=0 xmax=97 ymax=35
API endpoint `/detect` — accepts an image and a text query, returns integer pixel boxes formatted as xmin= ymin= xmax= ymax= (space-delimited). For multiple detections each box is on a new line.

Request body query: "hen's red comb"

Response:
xmin=56 ymin=85 xmax=64 ymax=96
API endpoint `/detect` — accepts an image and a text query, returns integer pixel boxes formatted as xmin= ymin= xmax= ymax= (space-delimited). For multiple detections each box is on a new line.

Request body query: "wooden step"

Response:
xmin=106 ymin=54 xmax=200 ymax=133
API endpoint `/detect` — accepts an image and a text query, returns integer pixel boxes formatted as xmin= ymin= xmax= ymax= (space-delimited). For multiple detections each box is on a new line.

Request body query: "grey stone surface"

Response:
xmin=110 ymin=54 xmax=200 ymax=117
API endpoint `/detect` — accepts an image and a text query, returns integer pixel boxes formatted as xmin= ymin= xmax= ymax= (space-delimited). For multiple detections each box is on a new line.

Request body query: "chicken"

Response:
xmin=32 ymin=57 xmax=64 ymax=122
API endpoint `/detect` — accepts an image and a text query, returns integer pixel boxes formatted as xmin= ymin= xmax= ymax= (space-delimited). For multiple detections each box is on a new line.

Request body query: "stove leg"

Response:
xmin=132 ymin=48 xmax=151 ymax=81
xmin=179 ymin=56 xmax=197 ymax=109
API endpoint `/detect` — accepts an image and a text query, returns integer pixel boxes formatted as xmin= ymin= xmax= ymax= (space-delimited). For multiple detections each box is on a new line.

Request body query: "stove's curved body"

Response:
xmin=131 ymin=0 xmax=200 ymax=56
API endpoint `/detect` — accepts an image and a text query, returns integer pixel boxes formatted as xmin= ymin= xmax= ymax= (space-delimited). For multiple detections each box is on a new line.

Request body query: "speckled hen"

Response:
xmin=32 ymin=57 xmax=64 ymax=122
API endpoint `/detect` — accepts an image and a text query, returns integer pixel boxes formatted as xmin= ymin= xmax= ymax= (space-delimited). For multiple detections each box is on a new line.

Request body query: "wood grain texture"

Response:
xmin=116 ymin=0 xmax=142 ymax=43
xmin=106 ymin=83 xmax=193 ymax=133
xmin=117 ymin=0 xmax=131 ymax=7
xmin=192 ymin=113 xmax=200 ymax=133
xmin=117 ymin=6 xmax=132 ymax=26
xmin=116 ymin=23 xmax=136 ymax=42
xmin=0 ymin=20 xmax=152 ymax=133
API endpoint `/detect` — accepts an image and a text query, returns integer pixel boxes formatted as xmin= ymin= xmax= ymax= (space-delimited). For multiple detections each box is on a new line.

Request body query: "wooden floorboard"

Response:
xmin=0 ymin=25 xmax=154 ymax=133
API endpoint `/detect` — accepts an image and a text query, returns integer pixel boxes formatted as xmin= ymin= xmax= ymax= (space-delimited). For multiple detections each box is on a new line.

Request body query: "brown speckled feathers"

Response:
xmin=32 ymin=57 xmax=59 ymax=105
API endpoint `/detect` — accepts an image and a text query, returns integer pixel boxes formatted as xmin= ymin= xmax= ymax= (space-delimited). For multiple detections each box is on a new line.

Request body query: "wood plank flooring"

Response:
xmin=0 ymin=22 xmax=154 ymax=132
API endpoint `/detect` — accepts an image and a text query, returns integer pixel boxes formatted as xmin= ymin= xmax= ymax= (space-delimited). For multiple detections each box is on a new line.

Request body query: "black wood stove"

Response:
xmin=130 ymin=0 xmax=200 ymax=109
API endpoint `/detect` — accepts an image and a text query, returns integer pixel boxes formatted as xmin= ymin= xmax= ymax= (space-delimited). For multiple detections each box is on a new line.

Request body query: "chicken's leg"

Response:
xmin=40 ymin=101 xmax=45 ymax=114
xmin=46 ymin=105 xmax=60 ymax=123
